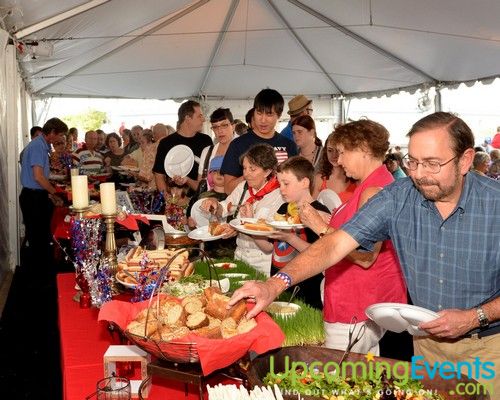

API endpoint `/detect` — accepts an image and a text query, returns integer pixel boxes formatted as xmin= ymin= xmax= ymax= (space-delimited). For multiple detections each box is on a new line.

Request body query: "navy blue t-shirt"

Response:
xmin=220 ymin=130 xmax=298 ymax=177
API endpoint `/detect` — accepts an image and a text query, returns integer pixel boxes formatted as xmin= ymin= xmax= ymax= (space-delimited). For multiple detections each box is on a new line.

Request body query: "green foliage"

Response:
xmin=62 ymin=109 xmax=108 ymax=131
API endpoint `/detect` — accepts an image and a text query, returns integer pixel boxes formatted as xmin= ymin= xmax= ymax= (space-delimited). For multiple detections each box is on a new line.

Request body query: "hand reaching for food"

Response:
xmin=299 ymin=202 xmax=327 ymax=233
xmin=200 ymin=198 xmax=219 ymax=214
xmin=238 ymin=203 xmax=254 ymax=218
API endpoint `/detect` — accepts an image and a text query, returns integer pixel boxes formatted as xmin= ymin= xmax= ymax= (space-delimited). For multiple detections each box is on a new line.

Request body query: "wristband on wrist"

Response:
xmin=271 ymin=271 xmax=292 ymax=290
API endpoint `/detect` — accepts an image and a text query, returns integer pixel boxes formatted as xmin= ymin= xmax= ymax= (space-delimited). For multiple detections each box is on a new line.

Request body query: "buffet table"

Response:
xmin=57 ymin=273 xmax=237 ymax=400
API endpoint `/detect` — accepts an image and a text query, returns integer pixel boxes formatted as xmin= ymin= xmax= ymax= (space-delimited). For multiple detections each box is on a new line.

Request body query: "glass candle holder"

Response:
xmin=96 ymin=376 xmax=131 ymax=399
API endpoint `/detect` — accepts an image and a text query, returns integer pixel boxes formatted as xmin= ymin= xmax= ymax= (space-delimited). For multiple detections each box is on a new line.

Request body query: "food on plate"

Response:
xmin=125 ymin=287 xmax=257 ymax=342
xmin=208 ymin=221 xmax=231 ymax=236
xmin=116 ymin=270 xmax=139 ymax=285
xmin=116 ymin=247 xmax=194 ymax=284
xmin=273 ymin=213 xmax=287 ymax=222
xmin=274 ymin=202 xmax=302 ymax=224
xmin=243 ymin=219 xmax=274 ymax=232
xmin=122 ymin=246 xmax=193 ymax=281
xmin=287 ymin=202 xmax=299 ymax=217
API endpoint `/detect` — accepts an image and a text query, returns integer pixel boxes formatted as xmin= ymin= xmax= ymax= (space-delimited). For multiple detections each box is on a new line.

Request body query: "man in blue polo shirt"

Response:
xmin=20 ymin=117 xmax=68 ymax=267
xmin=231 ymin=112 xmax=499 ymax=395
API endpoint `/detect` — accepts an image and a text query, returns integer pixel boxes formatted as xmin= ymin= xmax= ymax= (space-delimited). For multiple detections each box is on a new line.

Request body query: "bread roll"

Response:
xmin=127 ymin=319 xmax=158 ymax=337
xmin=220 ymin=317 xmax=238 ymax=339
xmin=183 ymin=297 xmax=204 ymax=314
xmin=161 ymin=326 xmax=189 ymax=341
xmin=204 ymin=286 xmax=222 ymax=302
xmin=193 ymin=325 xmax=222 ymax=339
xmin=183 ymin=262 xmax=195 ymax=277
xmin=237 ymin=317 xmax=257 ymax=334
xmin=227 ymin=299 xmax=247 ymax=323
xmin=205 ymin=293 xmax=231 ymax=320
xmin=186 ymin=311 xmax=209 ymax=330
xmin=165 ymin=304 xmax=186 ymax=326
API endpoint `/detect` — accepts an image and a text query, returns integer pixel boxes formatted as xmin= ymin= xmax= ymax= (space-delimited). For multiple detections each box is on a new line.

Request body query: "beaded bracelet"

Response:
xmin=272 ymin=271 xmax=292 ymax=290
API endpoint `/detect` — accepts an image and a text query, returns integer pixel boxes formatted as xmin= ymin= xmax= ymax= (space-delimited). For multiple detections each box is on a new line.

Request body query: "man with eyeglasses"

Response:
xmin=280 ymin=94 xmax=314 ymax=142
xmin=231 ymin=112 xmax=500 ymax=395
xmin=220 ymin=89 xmax=298 ymax=194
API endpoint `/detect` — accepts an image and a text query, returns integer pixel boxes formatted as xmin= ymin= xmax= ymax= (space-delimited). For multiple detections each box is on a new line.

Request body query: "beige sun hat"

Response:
xmin=287 ymin=94 xmax=312 ymax=116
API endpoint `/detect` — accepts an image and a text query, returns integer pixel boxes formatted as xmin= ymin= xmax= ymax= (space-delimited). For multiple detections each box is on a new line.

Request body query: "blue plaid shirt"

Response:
xmin=342 ymin=173 xmax=500 ymax=313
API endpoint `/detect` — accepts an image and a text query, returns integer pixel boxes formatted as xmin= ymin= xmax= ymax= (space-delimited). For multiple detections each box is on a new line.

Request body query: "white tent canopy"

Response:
xmin=3 ymin=0 xmax=500 ymax=100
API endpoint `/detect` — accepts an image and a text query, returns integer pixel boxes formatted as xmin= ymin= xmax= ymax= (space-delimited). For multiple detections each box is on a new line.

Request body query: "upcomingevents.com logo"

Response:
xmin=266 ymin=354 xmax=495 ymax=398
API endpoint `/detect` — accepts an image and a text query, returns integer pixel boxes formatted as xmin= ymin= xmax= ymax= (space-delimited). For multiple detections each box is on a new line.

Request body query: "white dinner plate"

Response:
xmin=365 ymin=303 xmax=439 ymax=336
xmin=221 ymin=273 xmax=249 ymax=279
xmin=229 ymin=218 xmax=276 ymax=237
xmin=164 ymin=145 xmax=194 ymax=178
xmin=188 ymin=226 xmax=225 ymax=242
xmin=49 ymin=174 xmax=66 ymax=181
xmin=115 ymin=273 xmax=138 ymax=289
xmin=213 ymin=262 xmax=237 ymax=269
xmin=266 ymin=301 xmax=301 ymax=318
xmin=267 ymin=220 xmax=305 ymax=230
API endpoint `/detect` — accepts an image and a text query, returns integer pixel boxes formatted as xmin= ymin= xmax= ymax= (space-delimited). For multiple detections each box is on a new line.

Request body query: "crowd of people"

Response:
xmin=19 ymin=89 xmax=499 ymax=396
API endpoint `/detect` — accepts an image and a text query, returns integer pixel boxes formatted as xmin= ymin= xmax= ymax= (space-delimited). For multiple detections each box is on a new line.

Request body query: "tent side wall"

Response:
xmin=0 ymin=30 xmax=32 ymax=283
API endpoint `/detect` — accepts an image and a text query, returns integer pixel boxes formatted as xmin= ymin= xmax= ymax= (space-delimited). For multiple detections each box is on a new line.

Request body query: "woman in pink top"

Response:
xmin=300 ymin=119 xmax=407 ymax=355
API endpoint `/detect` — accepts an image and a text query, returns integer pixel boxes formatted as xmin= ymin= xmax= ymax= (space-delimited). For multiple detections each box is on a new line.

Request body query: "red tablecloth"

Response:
xmin=52 ymin=210 xmax=149 ymax=239
xmin=57 ymin=273 xmax=236 ymax=400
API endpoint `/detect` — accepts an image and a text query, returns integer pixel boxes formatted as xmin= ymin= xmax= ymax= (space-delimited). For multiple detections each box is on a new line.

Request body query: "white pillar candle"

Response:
xmin=100 ymin=182 xmax=116 ymax=215
xmin=71 ymin=175 xmax=89 ymax=209
xmin=70 ymin=167 xmax=79 ymax=176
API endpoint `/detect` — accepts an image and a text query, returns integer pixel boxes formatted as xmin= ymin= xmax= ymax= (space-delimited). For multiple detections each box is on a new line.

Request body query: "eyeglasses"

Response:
xmin=403 ymin=155 xmax=458 ymax=174
xmin=211 ymin=122 xmax=231 ymax=131
xmin=53 ymin=142 xmax=65 ymax=146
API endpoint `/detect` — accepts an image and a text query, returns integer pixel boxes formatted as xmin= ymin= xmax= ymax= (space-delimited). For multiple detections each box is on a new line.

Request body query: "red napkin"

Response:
xmin=98 ymin=297 xmax=285 ymax=375
xmin=115 ymin=214 xmax=150 ymax=231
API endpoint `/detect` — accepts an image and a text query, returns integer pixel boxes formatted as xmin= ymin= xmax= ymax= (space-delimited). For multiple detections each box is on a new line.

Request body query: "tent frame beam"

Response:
xmin=199 ymin=0 xmax=240 ymax=95
xmin=35 ymin=0 xmax=210 ymax=95
xmin=288 ymin=0 xmax=438 ymax=84
xmin=15 ymin=0 xmax=111 ymax=40
xmin=267 ymin=0 xmax=343 ymax=94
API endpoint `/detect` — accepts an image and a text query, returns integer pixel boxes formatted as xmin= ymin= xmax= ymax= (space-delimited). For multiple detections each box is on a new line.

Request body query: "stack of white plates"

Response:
xmin=365 ymin=303 xmax=439 ymax=336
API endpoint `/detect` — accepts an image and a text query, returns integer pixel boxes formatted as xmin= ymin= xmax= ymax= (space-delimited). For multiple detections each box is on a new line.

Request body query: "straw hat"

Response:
xmin=287 ymin=94 xmax=312 ymax=116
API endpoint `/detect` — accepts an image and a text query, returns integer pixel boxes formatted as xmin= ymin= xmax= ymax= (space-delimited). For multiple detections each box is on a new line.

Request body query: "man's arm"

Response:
xmin=230 ymin=229 xmax=360 ymax=318
xmin=224 ymin=174 xmax=244 ymax=195
xmin=420 ymin=297 xmax=500 ymax=339
xmin=33 ymin=165 xmax=56 ymax=194
xmin=154 ymin=172 xmax=168 ymax=193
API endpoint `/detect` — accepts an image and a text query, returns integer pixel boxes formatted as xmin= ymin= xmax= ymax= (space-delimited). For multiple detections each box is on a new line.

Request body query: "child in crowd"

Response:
xmin=254 ymin=156 xmax=330 ymax=309
xmin=199 ymin=156 xmax=227 ymax=202
xmin=188 ymin=156 xmax=227 ymax=228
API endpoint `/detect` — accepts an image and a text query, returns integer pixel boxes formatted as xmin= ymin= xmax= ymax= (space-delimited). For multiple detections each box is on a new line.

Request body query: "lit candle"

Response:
xmin=100 ymin=182 xmax=116 ymax=215
xmin=71 ymin=175 xmax=89 ymax=209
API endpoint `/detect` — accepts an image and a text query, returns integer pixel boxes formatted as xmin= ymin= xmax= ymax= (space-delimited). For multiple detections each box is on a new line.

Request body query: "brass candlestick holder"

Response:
xmin=69 ymin=205 xmax=91 ymax=219
xmin=103 ymin=213 xmax=118 ymax=276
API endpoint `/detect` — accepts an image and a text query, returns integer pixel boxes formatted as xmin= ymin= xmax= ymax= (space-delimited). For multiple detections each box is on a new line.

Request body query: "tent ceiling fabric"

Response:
xmin=3 ymin=0 xmax=500 ymax=100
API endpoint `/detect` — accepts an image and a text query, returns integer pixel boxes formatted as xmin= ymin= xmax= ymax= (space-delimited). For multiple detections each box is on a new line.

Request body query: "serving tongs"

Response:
xmin=338 ymin=316 xmax=366 ymax=366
